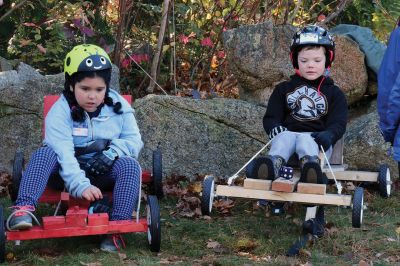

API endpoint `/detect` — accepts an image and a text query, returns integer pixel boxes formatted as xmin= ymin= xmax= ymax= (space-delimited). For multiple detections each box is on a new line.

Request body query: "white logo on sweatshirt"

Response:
xmin=287 ymin=85 xmax=327 ymax=121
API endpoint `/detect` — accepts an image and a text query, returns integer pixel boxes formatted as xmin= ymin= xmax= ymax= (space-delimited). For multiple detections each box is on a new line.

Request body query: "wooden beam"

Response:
xmin=215 ymin=185 xmax=352 ymax=206
xmin=325 ymin=171 xmax=378 ymax=182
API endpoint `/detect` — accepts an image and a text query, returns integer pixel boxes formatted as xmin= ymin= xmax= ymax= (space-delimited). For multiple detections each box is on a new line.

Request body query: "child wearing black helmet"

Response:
xmin=8 ymin=44 xmax=143 ymax=252
xmin=262 ymin=25 xmax=347 ymax=185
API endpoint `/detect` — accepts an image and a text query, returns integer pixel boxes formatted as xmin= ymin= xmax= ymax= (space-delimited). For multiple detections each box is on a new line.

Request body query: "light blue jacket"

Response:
xmin=44 ymin=89 xmax=144 ymax=198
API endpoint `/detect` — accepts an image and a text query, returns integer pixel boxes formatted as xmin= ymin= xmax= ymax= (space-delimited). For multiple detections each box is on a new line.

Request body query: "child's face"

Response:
xmin=72 ymin=76 xmax=107 ymax=112
xmin=297 ymin=46 xmax=326 ymax=80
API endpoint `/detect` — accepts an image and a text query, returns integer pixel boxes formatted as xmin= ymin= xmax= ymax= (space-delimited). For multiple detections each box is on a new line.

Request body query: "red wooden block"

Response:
xmin=65 ymin=206 xmax=88 ymax=227
xmin=42 ymin=216 xmax=66 ymax=230
xmin=88 ymin=213 xmax=109 ymax=226
xmin=271 ymin=177 xmax=300 ymax=192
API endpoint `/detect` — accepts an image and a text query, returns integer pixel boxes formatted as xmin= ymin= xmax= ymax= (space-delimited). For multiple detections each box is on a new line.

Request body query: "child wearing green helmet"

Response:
xmin=8 ymin=44 xmax=144 ymax=252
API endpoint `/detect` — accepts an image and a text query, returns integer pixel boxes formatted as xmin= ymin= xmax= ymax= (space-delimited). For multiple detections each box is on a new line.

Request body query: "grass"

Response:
xmin=1 ymin=182 xmax=400 ymax=265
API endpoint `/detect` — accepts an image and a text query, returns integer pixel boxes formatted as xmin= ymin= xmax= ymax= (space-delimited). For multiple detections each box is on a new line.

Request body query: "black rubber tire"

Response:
xmin=201 ymin=175 xmax=215 ymax=215
xmin=0 ymin=206 xmax=5 ymax=263
xmin=245 ymin=157 xmax=272 ymax=180
xmin=152 ymin=149 xmax=164 ymax=199
xmin=10 ymin=151 xmax=24 ymax=202
xmin=352 ymin=187 xmax=364 ymax=228
xmin=147 ymin=195 xmax=161 ymax=252
xmin=378 ymin=164 xmax=391 ymax=198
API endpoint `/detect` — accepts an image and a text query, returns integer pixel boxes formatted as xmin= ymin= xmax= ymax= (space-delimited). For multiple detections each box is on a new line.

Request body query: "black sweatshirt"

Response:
xmin=263 ymin=74 xmax=348 ymax=144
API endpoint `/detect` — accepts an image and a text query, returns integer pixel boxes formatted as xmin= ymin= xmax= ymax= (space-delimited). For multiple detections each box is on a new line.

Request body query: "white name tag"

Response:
xmin=299 ymin=33 xmax=318 ymax=43
xmin=73 ymin=127 xmax=88 ymax=136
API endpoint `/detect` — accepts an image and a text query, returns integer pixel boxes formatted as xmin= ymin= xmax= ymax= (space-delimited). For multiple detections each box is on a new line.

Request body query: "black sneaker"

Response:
xmin=302 ymin=206 xmax=325 ymax=237
xmin=300 ymin=155 xmax=323 ymax=184
xmin=265 ymin=155 xmax=286 ymax=180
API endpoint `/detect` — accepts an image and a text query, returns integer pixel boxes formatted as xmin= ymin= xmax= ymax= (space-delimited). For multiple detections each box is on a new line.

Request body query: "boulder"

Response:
xmin=134 ymin=95 xmax=267 ymax=179
xmin=223 ymin=21 xmax=368 ymax=106
xmin=0 ymin=63 xmax=120 ymax=174
xmin=344 ymin=100 xmax=397 ymax=176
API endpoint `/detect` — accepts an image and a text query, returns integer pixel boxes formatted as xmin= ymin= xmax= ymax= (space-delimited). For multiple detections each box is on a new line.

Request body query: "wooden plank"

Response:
xmin=322 ymin=165 xmax=346 ymax=172
xmin=305 ymin=206 xmax=317 ymax=220
xmin=325 ymin=170 xmax=378 ymax=182
xmin=297 ymin=183 xmax=326 ymax=195
xmin=329 ymin=138 xmax=344 ymax=165
xmin=243 ymin=179 xmax=271 ymax=190
xmin=272 ymin=177 xmax=300 ymax=192
xmin=215 ymin=185 xmax=352 ymax=206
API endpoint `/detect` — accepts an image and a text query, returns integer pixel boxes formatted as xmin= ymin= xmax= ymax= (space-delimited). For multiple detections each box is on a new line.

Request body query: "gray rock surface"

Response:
xmin=0 ymin=62 xmax=120 ymax=174
xmin=344 ymin=100 xmax=397 ymax=175
xmin=134 ymin=95 xmax=267 ymax=179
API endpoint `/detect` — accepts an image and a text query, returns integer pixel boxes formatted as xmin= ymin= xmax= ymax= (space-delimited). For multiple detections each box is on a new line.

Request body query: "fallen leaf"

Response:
xmin=375 ymin=252 xmax=384 ymax=258
xmin=79 ymin=262 xmax=102 ymax=266
xmin=118 ymin=252 xmax=127 ymax=260
xmin=37 ymin=44 xmax=47 ymax=54
xmin=299 ymin=248 xmax=311 ymax=257
xmin=234 ymin=238 xmax=258 ymax=252
xmin=358 ymin=260 xmax=369 ymax=266
xmin=207 ymin=240 xmax=221 ymax=249
xmin=188 ymin=182 xmax=202 ymax=193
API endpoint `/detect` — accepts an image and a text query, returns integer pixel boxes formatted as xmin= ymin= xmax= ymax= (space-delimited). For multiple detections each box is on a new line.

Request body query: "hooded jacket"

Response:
xmin=44 ymin=89 xmax=144 ymax=198
xmin=377 ymin=27 xmax=400 ymax=160
xmin=263 ymin=75 xmax=347 ymax=145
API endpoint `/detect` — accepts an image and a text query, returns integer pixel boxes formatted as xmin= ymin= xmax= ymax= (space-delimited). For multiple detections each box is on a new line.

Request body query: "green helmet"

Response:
xmin=64 ymin=44 xmax=112 ymax=76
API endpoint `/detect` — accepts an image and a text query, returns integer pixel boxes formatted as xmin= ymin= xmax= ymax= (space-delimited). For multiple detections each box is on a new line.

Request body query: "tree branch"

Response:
xmin=0 ymin=0 xmax=29 ymax=22
xmin=147 ymin=0 xmax=170 ymax=93
xmin=318 ymin=0 xmax=352 ymax=26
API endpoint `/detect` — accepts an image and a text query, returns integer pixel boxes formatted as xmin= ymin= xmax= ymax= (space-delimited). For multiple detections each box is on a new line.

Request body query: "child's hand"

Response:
xmin=82 ymin=185 xmax=103 ymax=201
xmin=268 ymin=126 xmax=287 ymax=140
xmin=83 ymin=148 xmax=118 ymax=177
xmin=311 ymin=131 xmax=334 ymax=151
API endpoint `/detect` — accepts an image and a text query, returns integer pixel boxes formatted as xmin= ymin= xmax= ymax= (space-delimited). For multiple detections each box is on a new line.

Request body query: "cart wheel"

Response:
xmin=201 ymin=175 xmax=215 ymax=215
xmin=10 ymin=151 xmax=24 ymax=202
xmin=147 ymin=195 xmax=161 ymax=252
xmin=0 ymin=206 xmax=5 ymax=263
xmin=378 ymin=164 xmax=391 ymax=198
xmin=245 ymin=157 xmax=270 ymax=179
xmin=352 ymin=187 xmax=364 ymax=228
xmin=152 ymin=149 xmax=164 ymax=199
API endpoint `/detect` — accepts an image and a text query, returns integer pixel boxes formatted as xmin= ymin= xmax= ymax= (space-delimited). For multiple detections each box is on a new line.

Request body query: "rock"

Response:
xmin=134 ymin=95 xmax=267 ymax=179
xmin=0 ymin=63 xmax=120 ymax=174
xmin=223 ymin=21 xmax=368 ymax=106
xmin=330 ymin=35 xmax=368 ymax=104
xmin=344 ymin=100 xmax=397 ymax=175
xmin=0 ymin=56 xmax=15 ymax=72
xmin=223 ymin=21 xmax=295 ymax=106
xmin=331 ymin=24 xmax=386 ymax=75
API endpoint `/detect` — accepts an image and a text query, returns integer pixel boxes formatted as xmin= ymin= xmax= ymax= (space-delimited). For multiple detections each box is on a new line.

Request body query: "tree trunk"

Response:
xmin=147 ymin=0 xmax=170 ymax=93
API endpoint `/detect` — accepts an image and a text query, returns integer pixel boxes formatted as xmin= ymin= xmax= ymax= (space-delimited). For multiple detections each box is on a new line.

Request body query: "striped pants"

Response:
xmin=15 ymin=146 xmax=141 ymax=221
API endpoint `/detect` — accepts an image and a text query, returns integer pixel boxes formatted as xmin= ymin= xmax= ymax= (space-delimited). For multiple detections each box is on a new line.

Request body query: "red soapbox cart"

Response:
xmin=0 ymin=95 xmax=162 ymax=262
